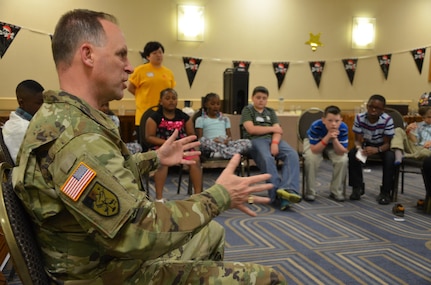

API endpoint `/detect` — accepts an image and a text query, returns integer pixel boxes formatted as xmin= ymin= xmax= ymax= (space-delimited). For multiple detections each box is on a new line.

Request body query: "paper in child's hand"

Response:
xmin=355 ymin=149 xmax=367 ymax=163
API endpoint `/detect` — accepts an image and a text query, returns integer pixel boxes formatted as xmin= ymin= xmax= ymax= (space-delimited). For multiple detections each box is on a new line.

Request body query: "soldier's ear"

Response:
xmin=80 ymin=43 xmax=94 ymax=67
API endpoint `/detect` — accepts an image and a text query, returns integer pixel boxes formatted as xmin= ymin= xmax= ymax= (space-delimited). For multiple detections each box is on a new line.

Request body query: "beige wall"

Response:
xmin=1 ymin=0 xmax=430 ymax=112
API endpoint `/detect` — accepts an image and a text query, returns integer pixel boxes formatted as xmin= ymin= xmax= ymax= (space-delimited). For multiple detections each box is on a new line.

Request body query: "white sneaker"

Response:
xmin=155 ymin=198 xmax=167 ymax=203
xmin=304 ymin=194 xmax=315 ymax=201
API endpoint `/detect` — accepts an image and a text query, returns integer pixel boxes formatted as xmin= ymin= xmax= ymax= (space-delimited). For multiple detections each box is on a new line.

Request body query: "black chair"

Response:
xmin=0 ymin=130 xmax=14 ymax=167
xmin=0 ymin=162 xmax=51 ymax=284
xmin=139 ymin=106 xmax=191 ymax=195
xmin=385 ymin=107 xmax=406 ymax=131
xmin=399 ymin=158 xmax=423 ymax=197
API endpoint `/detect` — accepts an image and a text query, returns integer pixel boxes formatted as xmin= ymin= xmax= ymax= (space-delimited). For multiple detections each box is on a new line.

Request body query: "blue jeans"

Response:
xmin=249 ymin=137 xmax=300 ymax=203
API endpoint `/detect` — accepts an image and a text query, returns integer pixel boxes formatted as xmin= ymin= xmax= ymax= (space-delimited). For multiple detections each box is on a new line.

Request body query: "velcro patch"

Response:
xmin=83 ymin=182 xmax=119 ymax=217
xmin=61 ymin=162 xmax=96 ymax=201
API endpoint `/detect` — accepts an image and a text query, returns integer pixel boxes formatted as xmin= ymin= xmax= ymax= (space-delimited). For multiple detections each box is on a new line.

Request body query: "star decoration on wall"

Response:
xmin=305 ymin=32 xmax=323 ymax=52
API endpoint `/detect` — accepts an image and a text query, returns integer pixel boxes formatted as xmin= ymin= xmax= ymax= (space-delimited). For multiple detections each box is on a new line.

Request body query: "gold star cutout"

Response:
xmin=305 ymin=33 xmax=323 ymax=52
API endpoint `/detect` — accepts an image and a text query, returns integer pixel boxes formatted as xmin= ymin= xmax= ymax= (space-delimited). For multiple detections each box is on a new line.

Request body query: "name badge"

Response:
xmin=256 ymin=116 xmax=264 ymax=122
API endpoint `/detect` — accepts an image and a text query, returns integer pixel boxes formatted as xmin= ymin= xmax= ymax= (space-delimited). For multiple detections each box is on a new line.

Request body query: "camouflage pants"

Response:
xmin=129 ymin=221 xmax=287 ymax=284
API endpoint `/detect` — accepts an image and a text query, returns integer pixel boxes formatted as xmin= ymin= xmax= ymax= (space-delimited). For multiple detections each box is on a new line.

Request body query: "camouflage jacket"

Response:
xmin=12 ymin=91 xmax=231 ymax=284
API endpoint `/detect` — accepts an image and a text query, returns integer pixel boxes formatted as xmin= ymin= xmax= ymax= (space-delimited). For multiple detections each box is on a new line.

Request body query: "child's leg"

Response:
xmin=154 ymin=165 xmax=168 ymax=200
xmin=189 ymin=157 xmax=202 ymax=194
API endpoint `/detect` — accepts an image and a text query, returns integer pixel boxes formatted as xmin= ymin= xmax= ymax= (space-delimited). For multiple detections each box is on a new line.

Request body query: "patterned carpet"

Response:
xmin=4 ymin=161 xmax=431 ymax=284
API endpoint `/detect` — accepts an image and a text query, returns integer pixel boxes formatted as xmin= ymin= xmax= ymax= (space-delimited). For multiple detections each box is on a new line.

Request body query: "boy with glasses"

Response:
xmin=348 ymin=94 xmax=396 ymax=204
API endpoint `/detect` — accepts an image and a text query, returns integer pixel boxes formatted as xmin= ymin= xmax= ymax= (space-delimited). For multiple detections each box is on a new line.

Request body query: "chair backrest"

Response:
xmin=138 ymin=105 xmax=159 ymax=151
xmin=0 ymin=162 xmax=51 ymax=284
xmin=297 ymin=108 xmax=324 ymax=143
xmin=385 ymin=107 xmax=405 ymax=129
xmin=0 ymin=129 xmax=15 ymax=166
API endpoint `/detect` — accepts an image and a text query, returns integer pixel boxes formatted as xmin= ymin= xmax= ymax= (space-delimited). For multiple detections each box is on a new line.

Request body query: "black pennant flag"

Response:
xmin=183 ymin=57 xmax=202 ymax=88
xmin=342 ymin=58 xmax=358 ymax=85
xmin=411 ymin=48 xmax=426 ymax=74
xmin=309 ymin=61 xmax=325 ymax=88
xmin=0 ymin=22 xmax=21 ymax=59
xmin=377 ymin=54 xmax=392 ymax=80
xmin=232 ymin=60 xmax=251 ymax=72
xmin=272 ymin=62 xmax=289 ymax=89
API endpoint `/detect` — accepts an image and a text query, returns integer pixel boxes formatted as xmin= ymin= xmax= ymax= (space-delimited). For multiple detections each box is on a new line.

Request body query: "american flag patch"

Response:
xmin=61 ymin=162 xmax=96 ymax=201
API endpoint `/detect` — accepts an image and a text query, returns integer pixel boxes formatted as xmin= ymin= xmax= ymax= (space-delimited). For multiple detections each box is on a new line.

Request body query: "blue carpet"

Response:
xmin=167 ymin=162 xmax=431 ymax=285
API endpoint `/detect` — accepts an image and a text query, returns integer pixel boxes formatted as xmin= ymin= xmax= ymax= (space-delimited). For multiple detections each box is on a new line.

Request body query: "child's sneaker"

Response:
xmin=280 ymin=199 xmax=291 ymax=211
xmin=392 ymin=203 xmax=405 ymax=217
xmin=276 ymin=189 xmax=302 ymax=203
xmin=155 ymin=198 xmax=168 ymax=203
xmin=417 ymin=199 xmax=425 ymax=210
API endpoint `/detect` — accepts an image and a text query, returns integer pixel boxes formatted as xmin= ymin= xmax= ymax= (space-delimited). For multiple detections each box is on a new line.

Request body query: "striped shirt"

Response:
xmin=307 ymin=119 xmax=349 ymax=148
xmin=352 ymin=112 xmax=394 ymax=146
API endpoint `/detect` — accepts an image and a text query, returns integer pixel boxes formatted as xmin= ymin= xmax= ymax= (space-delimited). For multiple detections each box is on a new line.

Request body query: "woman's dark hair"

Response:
xmin=142 ymin=41 xmax=164 ymax=59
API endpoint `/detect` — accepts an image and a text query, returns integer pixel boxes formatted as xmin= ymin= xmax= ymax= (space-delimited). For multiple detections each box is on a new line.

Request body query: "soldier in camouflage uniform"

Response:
xmin=11 ymin=9 xmax=286 ymax=285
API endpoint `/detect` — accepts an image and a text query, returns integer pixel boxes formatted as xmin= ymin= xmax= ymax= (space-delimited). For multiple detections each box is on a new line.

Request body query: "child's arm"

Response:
xmin=226 ymin=128 xmax=232 ymax=139
xmin=243 ymin=121 xmax=283 ymax=136
xmin=145 ymin=117 xmax=165 ymax=146
xmin=196 ymin=128 xmax=203 ymax=140
xmin=185 ymin=117 xmax=196 ymax=136
xmin=423 ymin=140 xmax=431 ymax=149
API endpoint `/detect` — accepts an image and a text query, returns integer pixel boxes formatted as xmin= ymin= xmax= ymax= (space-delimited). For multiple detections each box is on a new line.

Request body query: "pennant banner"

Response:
xmin=233 ymin=60 xmax=251 ymax=72
xmin=377 ymin=54 xmax=392 ymax=80
xmin=183 ymin=57 xmax=202 ymax=88
xmin=0 ymin=22 xmax=21 ymax=59
xmin=309 ymin=61 xmax=325 ymax=88
xmin=272 ymin=62 xmax=289 ymax=89
xmin=411 ymin=48 xmax=426 ymax=74
xmin=342 ymin=58 xmax=358 ymax=85
xmin=0 ymin=19 xmax=430 ymax=89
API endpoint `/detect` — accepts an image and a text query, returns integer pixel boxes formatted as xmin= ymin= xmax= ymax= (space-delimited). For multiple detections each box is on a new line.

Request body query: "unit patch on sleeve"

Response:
xmin=83 ymin=182 xmax=119 ymax=217
xmin=61 ymin=162 xmax=96 ymax=201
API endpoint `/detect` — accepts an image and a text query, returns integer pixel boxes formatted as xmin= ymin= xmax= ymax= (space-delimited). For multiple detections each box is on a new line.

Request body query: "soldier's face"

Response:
xmin=92 ymin=20 xmax=134 ymax=102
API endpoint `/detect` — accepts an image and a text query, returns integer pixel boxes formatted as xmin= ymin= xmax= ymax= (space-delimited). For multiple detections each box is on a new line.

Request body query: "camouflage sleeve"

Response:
xmin=109 ymin=184 xmax=231 ymax=260
xmin=50 ymin=133 xmax=144 ymax=238
xmin=130 ymin=151 xmax=160 ymax=176
xmin=50 ymin=133 xmax=230 ymax=259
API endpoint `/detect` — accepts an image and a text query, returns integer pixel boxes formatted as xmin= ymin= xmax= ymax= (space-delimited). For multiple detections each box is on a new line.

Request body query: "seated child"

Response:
xmin=391 ymin=106 xmax=431 ymax=163
xmin=195 ymin=92 xmax=251 ymax=159
xmin=303 ymin=105 xmax=349 ymax=202
xmin=240 ymin=86 xmax=302 ymax=211
xmin=145 ymin=88 xmax=202 ymax=202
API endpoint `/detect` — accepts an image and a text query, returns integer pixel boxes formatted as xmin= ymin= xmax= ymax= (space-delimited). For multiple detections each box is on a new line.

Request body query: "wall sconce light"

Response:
xmin=352 ymin=17 xmax=376 ymax=49
xmin=177 ymin=5 xmax=204 ymax=42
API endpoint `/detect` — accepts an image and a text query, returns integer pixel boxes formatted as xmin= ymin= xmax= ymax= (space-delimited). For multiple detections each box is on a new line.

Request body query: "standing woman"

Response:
xmin=128 ymin=41 xmax=176 ymax=145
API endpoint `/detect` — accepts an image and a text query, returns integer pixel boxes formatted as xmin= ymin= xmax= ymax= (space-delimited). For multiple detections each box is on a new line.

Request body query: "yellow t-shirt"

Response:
xmin=129 ymin=63 xmax=176 ymax=125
